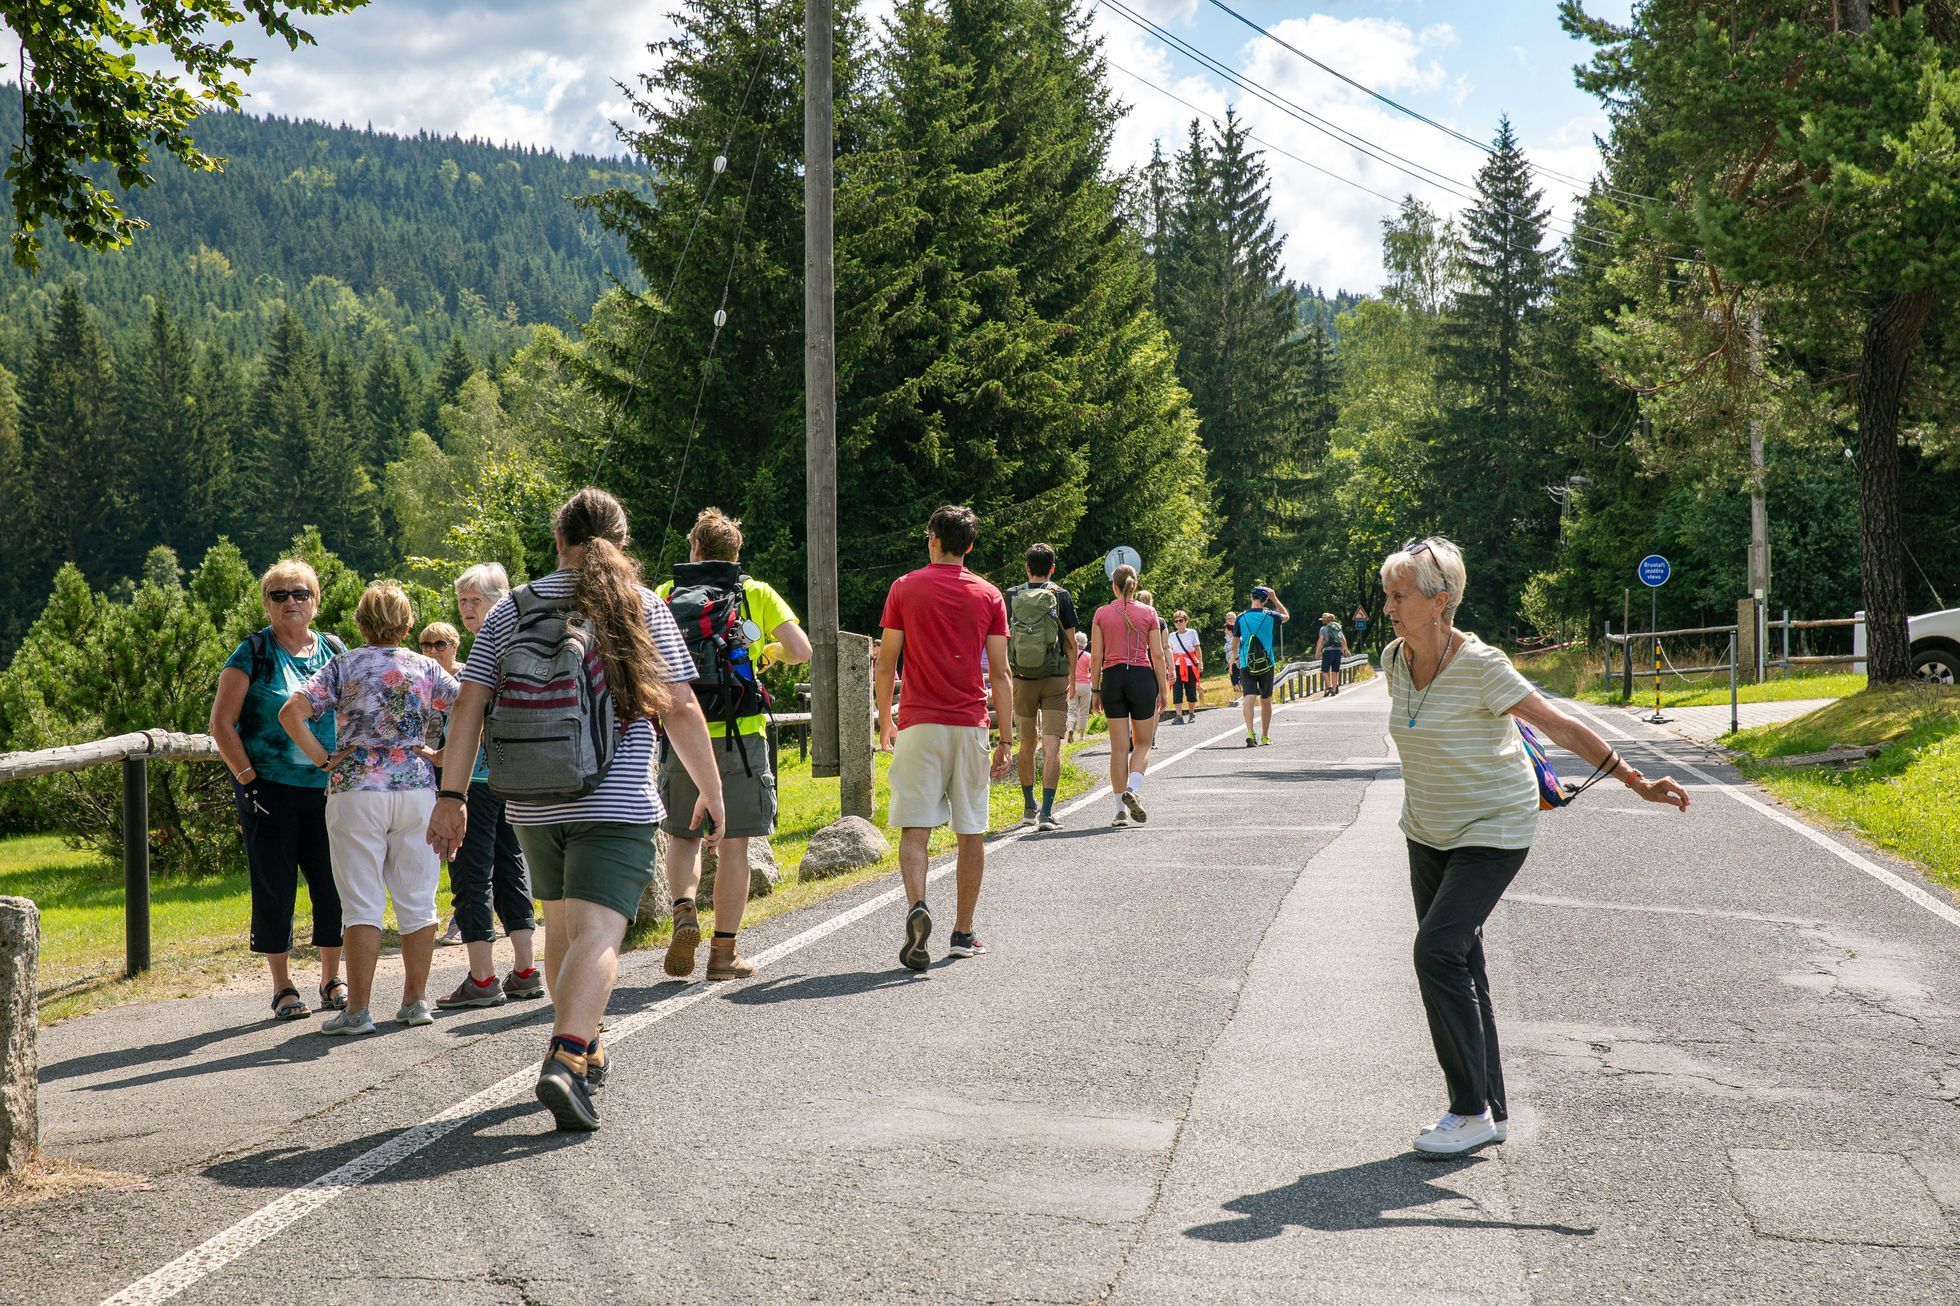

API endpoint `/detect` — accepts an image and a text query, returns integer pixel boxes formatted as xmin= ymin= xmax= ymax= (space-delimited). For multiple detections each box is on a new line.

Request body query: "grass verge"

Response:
xmin=1516 ymin=644 xmax=1865 ymax=710
xmin=5 ymin=722 xmax=1138 ymax=1024
xmin=1725 ymin=684 xmax=1960 ymax=891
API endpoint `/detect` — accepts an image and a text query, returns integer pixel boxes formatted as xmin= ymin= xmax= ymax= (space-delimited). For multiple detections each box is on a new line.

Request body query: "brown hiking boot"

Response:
xmin=706 ymin=937 xmax=756 ymax=981
xmin=665 ymin=907 xmax=701 ymax=978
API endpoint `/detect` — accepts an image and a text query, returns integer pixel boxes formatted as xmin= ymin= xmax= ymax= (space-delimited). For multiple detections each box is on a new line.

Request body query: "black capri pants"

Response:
xmin=1172 ymin=666 xmax=1201 ymax=705
xmin=236 ymin=776 xmax=343 ymax=954
xmin=452 ymin=782 xmax=535 ymax=942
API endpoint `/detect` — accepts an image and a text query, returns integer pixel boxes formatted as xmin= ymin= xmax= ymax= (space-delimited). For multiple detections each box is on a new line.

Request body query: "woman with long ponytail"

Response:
xmin=429 ymin=487 xmax=725 ymax=1133
xmin=1088 ymin=564 xmax=1172 ymax=826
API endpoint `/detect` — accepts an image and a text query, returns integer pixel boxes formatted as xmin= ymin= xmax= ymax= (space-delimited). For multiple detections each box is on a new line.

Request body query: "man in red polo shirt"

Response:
xmin=875 ymin=504 xmax=1012 ymax=971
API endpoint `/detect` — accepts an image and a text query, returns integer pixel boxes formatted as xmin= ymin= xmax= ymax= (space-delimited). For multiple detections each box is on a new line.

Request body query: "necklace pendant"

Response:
xmin=1407 ymin=717 xmax=1416 ymax=728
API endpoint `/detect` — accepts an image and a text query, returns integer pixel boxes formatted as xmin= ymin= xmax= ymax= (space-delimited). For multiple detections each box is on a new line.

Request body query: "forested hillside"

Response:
xmin=0 ymin=95 xmax=641 ymax=369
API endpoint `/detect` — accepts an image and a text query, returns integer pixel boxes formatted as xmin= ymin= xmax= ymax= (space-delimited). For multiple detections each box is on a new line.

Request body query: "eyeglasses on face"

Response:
xmin=420 ymin=639 xmax=453 ymax=651
xmin=266 ymin=588 xmax=313 ymax=603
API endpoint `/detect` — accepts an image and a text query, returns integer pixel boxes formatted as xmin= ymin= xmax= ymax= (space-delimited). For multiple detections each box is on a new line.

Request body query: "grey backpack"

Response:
xmin=483 ymin=586 xmax=620 ymax=803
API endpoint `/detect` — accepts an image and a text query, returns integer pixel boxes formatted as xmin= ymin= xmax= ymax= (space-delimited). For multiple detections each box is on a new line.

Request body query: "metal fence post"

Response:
xmin=1729 ymin=633 xmax=1739 ymax=736
xmin=122 ymin=757 xmax=150 ymax=977
xmin=1781 ymin=607 xmax=1790 ymax=673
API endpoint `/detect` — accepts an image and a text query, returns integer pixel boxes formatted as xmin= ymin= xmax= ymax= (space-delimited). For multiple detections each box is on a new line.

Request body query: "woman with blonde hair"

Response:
xmin=1088 ymin=564 xmax=1171 ymax=826
xmin=1381 ymin=536 xmax=1688 ymax=1156
xmin=210 ymin=560 xmax=347 ymax=1021
xmin=282 ymin=581 xmax=459 ymax=1035
xmin=429 ymin=487 xmax=726 ymax=1132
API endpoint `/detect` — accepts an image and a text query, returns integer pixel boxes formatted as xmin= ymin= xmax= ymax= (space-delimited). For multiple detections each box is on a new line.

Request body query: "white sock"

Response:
xmin=1128 ymin=771 xmax=1143 ymax=793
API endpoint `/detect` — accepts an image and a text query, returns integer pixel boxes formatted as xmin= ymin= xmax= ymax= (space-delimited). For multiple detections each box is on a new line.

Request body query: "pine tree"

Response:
xmin=19 ymin=284 xmax=131 ymax=589
xmin=358 ymin=341 xmax=416 ymax=469
xmin=1427 ymin=118 xmax=1557 ymax=633
xmin=1151 ymin=109 xmax=1308 ymax=594
xmin=426 ymin=335 xmax=476 ymax=433
xmin=130 ymin=299 xmax=229 ymax=558
xmin=190 ymin=345 xmax=245 ymax=541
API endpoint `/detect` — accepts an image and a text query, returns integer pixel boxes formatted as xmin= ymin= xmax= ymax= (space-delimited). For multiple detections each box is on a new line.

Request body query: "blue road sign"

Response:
xmin=1638 ymin=554 xmax=1672 ymax=588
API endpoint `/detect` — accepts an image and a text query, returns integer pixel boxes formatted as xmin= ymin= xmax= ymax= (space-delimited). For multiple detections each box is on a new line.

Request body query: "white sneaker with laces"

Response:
xmin=1420 ymin=1115 xmax=1508 ymax=1143
xmin=1412 ymin=1110 xmax=1497 ymax=1156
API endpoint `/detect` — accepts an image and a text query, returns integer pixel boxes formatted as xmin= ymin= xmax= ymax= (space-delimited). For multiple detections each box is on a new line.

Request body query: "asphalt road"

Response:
xmin=8 ymin=677 xmax=1960 ymax=1304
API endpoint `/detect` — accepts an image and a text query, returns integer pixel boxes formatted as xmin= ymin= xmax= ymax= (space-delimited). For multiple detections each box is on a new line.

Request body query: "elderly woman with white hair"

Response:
xmin=1381 ymin=536 xmax=1689 ymax=1157
xmin=433 ymin=562 xmax=544 ymax=1010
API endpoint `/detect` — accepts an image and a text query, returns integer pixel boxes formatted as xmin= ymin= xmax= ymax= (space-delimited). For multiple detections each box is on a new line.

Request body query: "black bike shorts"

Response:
xmin=1099 ymin=664 xmax=1160 ymax=720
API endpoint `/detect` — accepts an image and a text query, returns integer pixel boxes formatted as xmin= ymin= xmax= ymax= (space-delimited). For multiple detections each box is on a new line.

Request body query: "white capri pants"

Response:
xmin=324 ymin=789 xmax=441 ymax=933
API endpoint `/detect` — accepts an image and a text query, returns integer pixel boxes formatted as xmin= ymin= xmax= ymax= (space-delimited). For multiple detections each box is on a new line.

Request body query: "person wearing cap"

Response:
xmin=1236 ymin=585 xmax=1288 ymax=746
xmin=1313 ymin=612 xmax=1347 ymax=698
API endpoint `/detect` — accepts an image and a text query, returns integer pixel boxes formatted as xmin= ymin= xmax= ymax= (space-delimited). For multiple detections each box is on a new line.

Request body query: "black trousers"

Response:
xmin=451 ymin=782 xmax=535 ymax=942
xmin=1407 ymin=840 xmax=1528 ymax=1120
xmin=236 ymin=776 xmax=343 ymax=954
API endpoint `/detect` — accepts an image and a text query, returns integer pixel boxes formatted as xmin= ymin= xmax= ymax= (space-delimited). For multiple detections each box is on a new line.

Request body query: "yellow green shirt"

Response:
xmin=1384 ymin=633 xmax=1540 ymax=851
xmin=654 ymin=576 xmax=799 ymax=737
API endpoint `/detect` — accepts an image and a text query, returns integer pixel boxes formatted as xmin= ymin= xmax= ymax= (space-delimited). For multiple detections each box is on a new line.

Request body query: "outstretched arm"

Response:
xmin=1507 ymin=692 xmax=1690 ymax=810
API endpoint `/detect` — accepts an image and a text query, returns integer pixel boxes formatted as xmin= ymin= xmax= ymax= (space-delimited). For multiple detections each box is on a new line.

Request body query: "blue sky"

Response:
xmin=78 ymin=0 xmax=1635 ymax=292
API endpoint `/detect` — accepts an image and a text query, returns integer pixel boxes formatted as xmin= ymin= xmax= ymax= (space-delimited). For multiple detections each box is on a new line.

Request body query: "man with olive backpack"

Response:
xmin=656 ymin=508 xmax=811 ymax=981
xmin=1003 ymin=543 xmax=1079 ymax=831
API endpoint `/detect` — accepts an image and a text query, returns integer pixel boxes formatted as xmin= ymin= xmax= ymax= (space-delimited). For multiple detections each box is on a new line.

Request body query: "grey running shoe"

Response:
xmin=1113 ymin=805 xmax=1130 ymax=827
xmin=320 ymin=1008 xmax=376 ymax=1036
xmin=537 ymin=1054 xmax=600 ymax=1131
xmin=1036 ymin=812 xmax=1063 ymax=832
xmin=436 ymin=916 xmax=463 ymax=947
xmin=1122 ymin=789 xmax=1148 ymax=823
xmin=900 ymin=903 xmax=932 ymax=972
xmin=395 ymin=999 xmax=435 ymax=1026
xmin=436 ymin=975 xmax=507 ymax=1009
xmin=503 ymin=968 xmax=546 ymax=1000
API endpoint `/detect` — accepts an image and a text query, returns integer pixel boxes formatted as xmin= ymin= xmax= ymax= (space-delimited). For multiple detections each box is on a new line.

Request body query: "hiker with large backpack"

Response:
xmin=655 ymin=508 xmax=811 ymax=982
xmin=1237 ymin=585 xmax=1289 ymax=746
xmin=1380 ymin=536 xmax=1688 ymax=1156
xmin=1314 ymin=611 xmax=1348 ymax=698
xmin=1003 ymin=543 xmax=1079 ymax=831
xmin=1088 ymin=564 xmax=1171 ymax=827
xmin=428 ymin=487 xmax=726 ymax=1133
xmin=210 ymin=559 xmax=348 ymax=1023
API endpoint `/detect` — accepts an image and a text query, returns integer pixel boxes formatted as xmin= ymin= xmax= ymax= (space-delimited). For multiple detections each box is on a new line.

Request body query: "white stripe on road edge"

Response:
xmin=1558 ymin=698 xmax=1960 ymax=932
xmin=102 ymin=694 xmax=1350 ymax=1306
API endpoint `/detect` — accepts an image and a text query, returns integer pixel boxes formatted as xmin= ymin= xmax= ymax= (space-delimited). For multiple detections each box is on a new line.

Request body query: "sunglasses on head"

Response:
xmin=266 ymin=588 xmax=313 ymax=603
xmin=1400 ymin=537 xmax=1434 ymax=559
xmin=420 ymin=639 xmax=453 ymax=651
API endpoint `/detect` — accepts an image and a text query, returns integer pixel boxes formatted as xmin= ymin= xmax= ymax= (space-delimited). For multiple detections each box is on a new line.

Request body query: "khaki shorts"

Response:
xmin=659 ymin=731 xmax=777 ymax=839
xmin=1012 ymin=674 xmax=1072 ymax=739
xmin=888 ymin=723 xmax=992 ymax=835
xmin=514 ymin=821 xmax=656 ymax=923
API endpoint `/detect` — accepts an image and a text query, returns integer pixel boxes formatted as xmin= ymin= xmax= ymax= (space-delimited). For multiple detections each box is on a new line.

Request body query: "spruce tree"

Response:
xmin=190 ymin=345 xmax=245 ymax=541
xmin=19 ymin=284 xmax=131 ymax=589
xmin=358 ymin=341 xmax=417 ymax=469
xmin=130 ymin=299 xmax=229 ymax=558
xmin=1430 ymin=117 xmax=1557 ymax=634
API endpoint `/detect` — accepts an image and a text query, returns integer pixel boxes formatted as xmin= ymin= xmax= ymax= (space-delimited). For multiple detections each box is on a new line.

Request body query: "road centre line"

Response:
xmin=101 ymin=693 xmax=1355 ymax=1305
xmin=1557 ymin=697 xmax=1960 ymax=933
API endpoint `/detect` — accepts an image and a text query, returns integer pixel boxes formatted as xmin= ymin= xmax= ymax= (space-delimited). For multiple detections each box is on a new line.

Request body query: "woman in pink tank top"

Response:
xmin=1087 ymin=564 xmax=1170 ymax=827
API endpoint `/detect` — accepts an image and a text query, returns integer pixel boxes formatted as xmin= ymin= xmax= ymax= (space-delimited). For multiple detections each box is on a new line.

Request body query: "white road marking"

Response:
xmin=101 ymin=694 xmax=1353 ymax=1305
xmin=1557 ymin=698 xmax=1960 ymax=932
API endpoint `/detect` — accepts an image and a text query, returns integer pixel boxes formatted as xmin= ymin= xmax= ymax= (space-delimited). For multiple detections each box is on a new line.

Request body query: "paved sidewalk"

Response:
xmin=1600 ymin=697 xmax=1837 ymax=744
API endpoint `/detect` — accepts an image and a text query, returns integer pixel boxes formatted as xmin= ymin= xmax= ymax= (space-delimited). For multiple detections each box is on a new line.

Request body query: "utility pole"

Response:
xmin=1746 ymin=308 xmax=1770 ymax=680
xmin=805 ymin=0 xmax=840 ymax=779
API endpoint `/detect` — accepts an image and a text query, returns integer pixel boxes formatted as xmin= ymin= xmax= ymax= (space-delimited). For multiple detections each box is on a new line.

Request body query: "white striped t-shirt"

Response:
xmin=1384 ymin=633 xmax=1540 ymax=851
xmin=461 ymin=570 xmax=695 ymax=826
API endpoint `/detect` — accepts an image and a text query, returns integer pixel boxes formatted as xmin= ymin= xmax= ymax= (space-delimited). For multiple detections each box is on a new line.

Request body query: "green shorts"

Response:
xmin=659 ymin=732 xmax=778 ymax=839
xmin=512 ymin=821 xmax=656 ymax=923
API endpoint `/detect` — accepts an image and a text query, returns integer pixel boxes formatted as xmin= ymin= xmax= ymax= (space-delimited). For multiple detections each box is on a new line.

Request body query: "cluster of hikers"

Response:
xmin=211 ymin=487 xmax=1692 ymax=1152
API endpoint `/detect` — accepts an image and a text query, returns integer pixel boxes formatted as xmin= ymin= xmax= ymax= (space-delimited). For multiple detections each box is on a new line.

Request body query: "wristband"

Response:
xmin=436 ymin=788 xmax=468 ymax=803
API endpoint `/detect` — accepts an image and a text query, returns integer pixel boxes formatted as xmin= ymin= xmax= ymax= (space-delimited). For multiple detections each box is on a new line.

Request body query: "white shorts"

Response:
xmin=888 ymin=723 xmax=992 ymax=836
xmin=325 ymin=789 xmax=442 ymax=933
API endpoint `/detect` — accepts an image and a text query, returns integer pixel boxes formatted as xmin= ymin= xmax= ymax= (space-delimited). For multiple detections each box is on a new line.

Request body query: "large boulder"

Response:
xmin=699 ymin=837 xmax=781 ymax=901
xmin=799 ymin=816 xmax=892 ymax=881
xmin=0 ymin=896 xmax=39 ymax=1177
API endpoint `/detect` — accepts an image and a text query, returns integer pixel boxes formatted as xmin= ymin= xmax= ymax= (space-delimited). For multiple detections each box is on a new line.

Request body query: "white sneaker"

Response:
xmin=436 ymin=916 xmax=463 ymax=947
xmin=1412 ymin=1110 xmax=1497 ymax=1156
xmin=1421 ymin=1116 xmax=1509 ymax=1143
xmin=394 ymin=999 xmax=435 ymax=1026
xmin=320 ymin=1008 xmax=376 ymax=1036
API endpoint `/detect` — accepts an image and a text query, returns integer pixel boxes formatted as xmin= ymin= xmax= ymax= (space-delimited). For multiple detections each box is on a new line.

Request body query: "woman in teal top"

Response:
xmin=209 ymin=560 xmax=347 ymax=1021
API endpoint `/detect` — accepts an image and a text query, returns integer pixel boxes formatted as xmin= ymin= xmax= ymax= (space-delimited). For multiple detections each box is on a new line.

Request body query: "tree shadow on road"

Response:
xmin=203 ymin=1102 xmax=581 ymax=1189
xmin=1186 ymin=1155 xmax=1594 ymax=1241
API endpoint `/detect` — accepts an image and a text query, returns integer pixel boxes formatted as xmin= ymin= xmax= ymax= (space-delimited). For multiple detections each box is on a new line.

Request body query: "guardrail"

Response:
xmin=1274 ymin=654 xmax=1370 ymax=702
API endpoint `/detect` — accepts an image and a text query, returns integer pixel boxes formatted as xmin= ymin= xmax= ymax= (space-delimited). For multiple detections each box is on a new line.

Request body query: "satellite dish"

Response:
xmin=1104 ymin=546 xmax=1142 ymax=580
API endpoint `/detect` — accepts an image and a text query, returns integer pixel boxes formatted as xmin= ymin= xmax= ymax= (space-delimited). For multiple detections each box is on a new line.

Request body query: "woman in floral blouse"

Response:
xmin=281 ymin=581 xmax=460 ymax=1036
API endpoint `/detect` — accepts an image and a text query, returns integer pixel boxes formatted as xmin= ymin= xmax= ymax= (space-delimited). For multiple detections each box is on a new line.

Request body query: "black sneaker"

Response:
xmin=537 ymin=1054 xmax=600 ymax=1131
xmin=947 ymin=931 xmax=988 ymax=958
xmin=900 ymin=903 xmax=932 ymax=972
